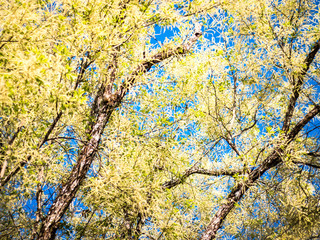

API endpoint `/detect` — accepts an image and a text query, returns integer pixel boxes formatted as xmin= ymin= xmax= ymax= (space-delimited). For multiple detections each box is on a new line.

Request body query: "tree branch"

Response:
xmin=38 ymin=111 xmax=63 ymax=149
xmin=31 ymin=166 xmax=44 ymax=239
xmin=307 ymin=152 xmax=320 ymax=157
xmin=163 ymin=165 xmax=242 ymax=189
xmin=0 ymin=126 xmax=23 ymax=179
xmin=75 ymin=210 xmax=96 ymax=240
xmin=282 ymin=39 xmax=320 ymax=132
xmin=293 ymin=160 xmax=320 ymax=169
xmin=287 ymin=105 xmax=320 ymax=142
xmin=7 ymin=126 xmax=23 ymax=145
xmin=107 ymin=25 xmax=203 ymax=104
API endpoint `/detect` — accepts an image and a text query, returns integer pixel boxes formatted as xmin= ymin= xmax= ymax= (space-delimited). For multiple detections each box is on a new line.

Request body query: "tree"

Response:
xmin=0 ymin=0 xmax=319 ymax=239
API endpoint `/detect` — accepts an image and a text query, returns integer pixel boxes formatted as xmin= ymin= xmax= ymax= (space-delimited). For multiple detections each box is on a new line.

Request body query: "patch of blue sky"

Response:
xmin=150 ymin=24 xmax=179 ymax=48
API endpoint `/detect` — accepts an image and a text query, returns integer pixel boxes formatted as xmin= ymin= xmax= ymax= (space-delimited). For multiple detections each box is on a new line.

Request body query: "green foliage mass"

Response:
xmin=1 ymin=0 xmax=320 ymax=239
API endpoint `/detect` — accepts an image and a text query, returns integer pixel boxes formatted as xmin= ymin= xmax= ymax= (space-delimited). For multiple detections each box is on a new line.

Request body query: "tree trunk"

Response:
xmin=37 ymin=105 xmax=114 ymax=240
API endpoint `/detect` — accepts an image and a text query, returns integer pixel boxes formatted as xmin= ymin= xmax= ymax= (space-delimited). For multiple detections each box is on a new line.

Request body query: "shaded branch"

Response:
xmin=75 ymin=210 xmax=96 ymax=240
xmin=287 ymin=105 xmax=320 ymax=142
xmin=0 ymin=36 xmax=14 ymax=51
xmin=0 ymin=126 xmax=23 ymax=179
xmin=306 ymin=152 xmax=320 ymax=157
xmin=8 ymin=126 xmax=23 ymax=145
xmin=293 ymin=160 xmax=320 ymax=169
xmin=38 ymin=111 xmax=63 ymax=149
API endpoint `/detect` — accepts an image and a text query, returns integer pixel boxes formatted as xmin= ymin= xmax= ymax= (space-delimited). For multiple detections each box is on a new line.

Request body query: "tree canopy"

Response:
xmin=1 ymin=0 xmax=320 ymax=239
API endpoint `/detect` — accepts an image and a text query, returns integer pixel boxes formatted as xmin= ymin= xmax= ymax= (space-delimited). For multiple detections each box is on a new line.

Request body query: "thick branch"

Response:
xmin=31 ymin=166 xmax=44 ymax=239
xmin=293 ymin=160 xmax=320 ymax=169
xmin=282 ymin=39 xmax=320 ymax=132
xmin=163 ymin=165 xmax=242 ymax=189
xmin=200 ymin=149 xmax=282 ymax=240
xmin=107 ymin=26 xmax=203 ymax=103
xmin=307 ymin=152 xmax=320 ymax=157
xmin=287 ymin=105 xmax=320 ymax=141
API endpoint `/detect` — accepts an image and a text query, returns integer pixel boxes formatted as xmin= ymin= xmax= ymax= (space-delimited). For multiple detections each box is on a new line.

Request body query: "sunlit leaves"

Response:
xmin=1 ymin=0 xmax=320 ymax=239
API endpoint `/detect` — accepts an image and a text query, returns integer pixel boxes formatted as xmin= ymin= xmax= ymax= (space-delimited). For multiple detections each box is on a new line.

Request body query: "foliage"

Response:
xmin=0 ymin=0 xmax=320 ymax=239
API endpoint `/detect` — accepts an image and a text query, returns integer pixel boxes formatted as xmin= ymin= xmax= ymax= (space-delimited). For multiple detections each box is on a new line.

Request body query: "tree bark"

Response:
xmin=37 ymin=105 xmax=114 ymax=240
